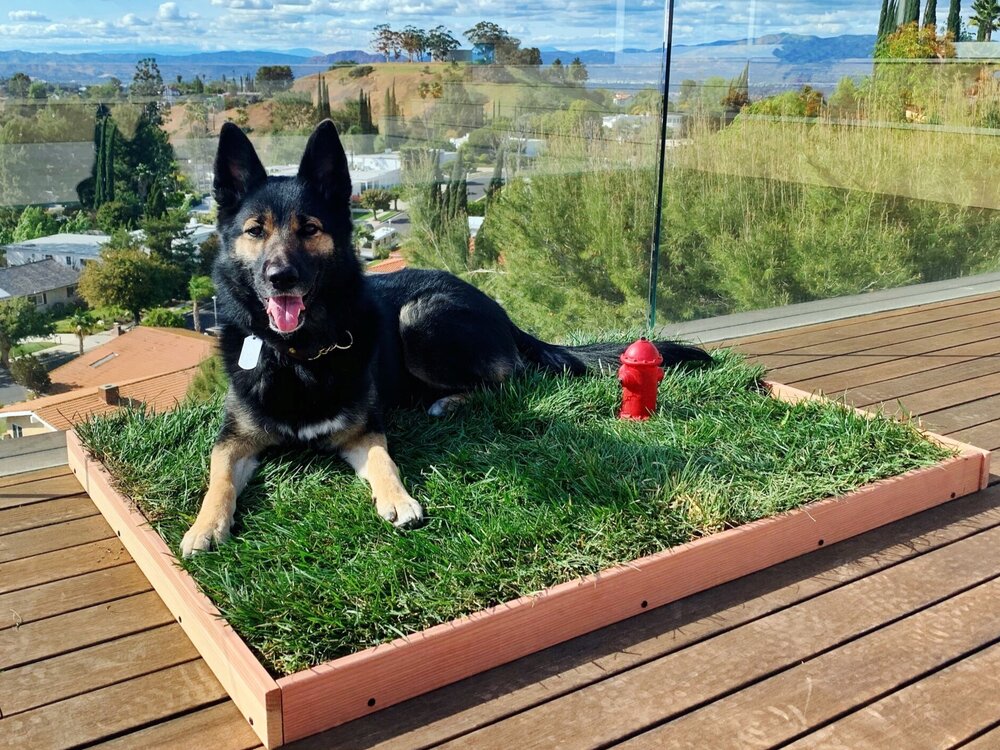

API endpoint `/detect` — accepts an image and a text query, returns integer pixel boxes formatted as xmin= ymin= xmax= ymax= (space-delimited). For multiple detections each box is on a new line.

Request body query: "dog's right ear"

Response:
xmin=213 ymin=122 xmax=267 ymax=218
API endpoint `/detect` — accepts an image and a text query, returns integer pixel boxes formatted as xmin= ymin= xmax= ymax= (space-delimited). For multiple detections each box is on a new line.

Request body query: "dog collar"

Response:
xmin=280 ymin=330 xmax=354 ymax=361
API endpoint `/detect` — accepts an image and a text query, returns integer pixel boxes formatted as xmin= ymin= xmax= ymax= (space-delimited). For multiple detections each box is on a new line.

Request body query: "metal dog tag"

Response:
xmin=238 ymin=335 xmax=263 ymax=370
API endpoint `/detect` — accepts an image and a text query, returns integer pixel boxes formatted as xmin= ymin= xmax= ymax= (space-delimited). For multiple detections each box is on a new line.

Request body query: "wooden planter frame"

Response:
xmin=66 ymin=381 xmax=991 ymax=748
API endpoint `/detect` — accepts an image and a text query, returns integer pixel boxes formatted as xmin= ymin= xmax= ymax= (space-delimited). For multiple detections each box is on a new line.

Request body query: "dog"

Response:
xmin=179 ymin=120 xmax=712 ymax=557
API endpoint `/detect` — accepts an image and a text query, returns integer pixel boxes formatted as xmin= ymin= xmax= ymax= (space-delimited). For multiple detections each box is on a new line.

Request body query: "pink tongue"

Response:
xmin=266 ymin=295 xmax=305 ymax=333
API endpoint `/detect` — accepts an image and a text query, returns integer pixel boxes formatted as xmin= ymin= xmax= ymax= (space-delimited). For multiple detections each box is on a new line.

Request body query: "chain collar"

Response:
xmin=284 ymin=330 xmax=354 ymax=361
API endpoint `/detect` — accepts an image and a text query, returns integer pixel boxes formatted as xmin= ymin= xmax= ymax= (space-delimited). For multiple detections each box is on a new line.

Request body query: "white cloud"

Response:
xmin=211 ymin=0 xmax=274 ymax=8
xmin=8 ymin=10 xmax=48 ymax=22
xmin=158 ymin=3 xmax=198 ymax=21
xmin=120 ymin=14 xmax=151 ymax=27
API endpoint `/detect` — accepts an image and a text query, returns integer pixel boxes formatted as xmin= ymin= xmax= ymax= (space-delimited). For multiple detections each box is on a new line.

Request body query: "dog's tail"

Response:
xmin=512 ymin=328 xmax=713 ymax=376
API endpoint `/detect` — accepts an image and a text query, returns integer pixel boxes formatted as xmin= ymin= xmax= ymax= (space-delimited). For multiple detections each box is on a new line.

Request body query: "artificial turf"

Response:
xmin=76 ymin=350 xmax=951 ymax=675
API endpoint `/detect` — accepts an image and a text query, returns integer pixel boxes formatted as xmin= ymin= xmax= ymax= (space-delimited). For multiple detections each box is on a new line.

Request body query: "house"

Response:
xmin=0 ymin=326 xmax=215 ymax=438
xmin=0 ymin=259 xmax=81 ymax=310
xmin=4 ymin=232 xmax=110 ymax=269
xmin=368 ymin=250 xmax=407 ymax=274
xmin=0 ymin=368 xmax=204 ymax=438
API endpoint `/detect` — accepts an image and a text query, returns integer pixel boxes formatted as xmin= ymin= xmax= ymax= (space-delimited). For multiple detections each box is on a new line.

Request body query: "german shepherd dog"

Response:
xmin=180 ymin=120 xmax=711 ymax=557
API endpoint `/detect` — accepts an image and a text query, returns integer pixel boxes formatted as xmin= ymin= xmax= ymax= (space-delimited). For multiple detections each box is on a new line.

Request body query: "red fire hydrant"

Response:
xmin=618 ymin=338 xmax=664 ymax=420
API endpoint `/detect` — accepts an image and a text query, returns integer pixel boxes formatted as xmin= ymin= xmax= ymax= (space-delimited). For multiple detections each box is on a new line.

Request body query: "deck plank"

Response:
xmin=90 ymin=702 xmax=263 ymax=750
xmin=312 ymin=513 xmax=1000 ymax=750
xmin=712 ymin=292 xmax=1000 ymax=351
xmin=0 ymin=537 xmax=130 ymax=595
xmin=0 ymin=660 xmax=229 ymax=750
xmin=0 ymin=472 xmax=85 ymax=509
xmin=0 ymin=513 xmax=114 ymax=564
xmin=821 ymin=356 xmax=1000 ymax=407
xmin=0 ymin=465 xmax=70 ymax=489
xmin=0 ymin=564 xmax=151 ymax=631
xmin=0 ymin=590 xmax=173 ymax=670
xmin=0 ymin=624 xmax=199 ymax=716
xmin=784 ymin=641 xmax=1000 ymax=749
xmin=0 ymin=494 xmax=97 ymax=536
xmin=617 ymin=578 xmax=1000 ymax=750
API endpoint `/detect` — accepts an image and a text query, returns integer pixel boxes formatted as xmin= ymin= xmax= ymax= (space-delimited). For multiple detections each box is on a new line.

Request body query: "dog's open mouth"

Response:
xmin=266 ymin=295 xmax=306 ymax=333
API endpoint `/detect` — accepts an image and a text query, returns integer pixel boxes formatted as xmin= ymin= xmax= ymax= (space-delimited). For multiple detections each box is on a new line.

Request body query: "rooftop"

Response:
xmin=0 ymin=366 xmax=204 ymax=431
xmin=0 ymin=259 xmax=80 ymax=299
xmin=42 ymin=326 xmax=215 ymax=394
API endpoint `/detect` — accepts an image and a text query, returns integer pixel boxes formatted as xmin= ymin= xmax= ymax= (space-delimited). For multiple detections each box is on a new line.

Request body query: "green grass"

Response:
xmin=11 ymin=341 xmax=56 ymax=357
xmin=76 ymin=351 xmax=951 ymax=676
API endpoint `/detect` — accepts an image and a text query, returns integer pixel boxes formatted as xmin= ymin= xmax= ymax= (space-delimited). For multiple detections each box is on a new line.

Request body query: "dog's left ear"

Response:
xmin=297 ymin=119 xmax=352 ymax=205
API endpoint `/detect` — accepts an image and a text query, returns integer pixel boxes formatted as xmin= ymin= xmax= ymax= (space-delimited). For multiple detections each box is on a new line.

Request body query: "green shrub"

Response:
xmin=11 ymin=354 xmax=51 ymax=393
xmin=142 ymin=307 xmax=185 ymax=328
xmin=348 ymin=65 xmax=374 ymax=78
xmin=185 ymin=355 xmax=228 ymax=403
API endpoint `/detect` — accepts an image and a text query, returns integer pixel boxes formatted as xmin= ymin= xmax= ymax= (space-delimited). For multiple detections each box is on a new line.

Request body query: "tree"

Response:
xmin=371 ymin=24 xmax=400 ymax=61
xmin=722 ymin=62 xmax=750 ymax=111
xmin=947 ymin=0 xmax=963 ymax=38
xmin=6 ymin=72 xmax=31 ymax=98
xmin=970 ymin=0 xmax=1000 ymax=39
xmin=131 ymin=58 xmax=164 ymax=100
xmin=27 ymin=81 xmax=47 ymax=101
xmin=78 ymin=241 xmax=180 ymax=324
xmin=188 ymin=275 xmax=214 ymax=333
xmin=924 ymin=0 xmax=939 ymax=27
xmin=427 ymin=25 xmax=460 ymax=61
xmin=401 ymin=26 xmax=428 ymax=62
xmin=10 ymin=354 xmax=51 ymax=394
xmin=877 ymin=20 xmax=958 ymax=56
xmin=568 ymin=58 xmax=589 ymax=83
xmin=12 ymin=207 xmax=58 ymax=242
xmin=96 ymin=201 xmax=138 ymax=233
xmin=69 ymin=309 xmax=97 ymax=355
xmin=142 ymin=307 xmax=185 ymax=328
xmin=878 ymin=0 xmax=901 ymax=42
xmin=360 ymin=188 xmax=393 ymax=220
xmin=904 ymin=0 xmax=922 ymax=23
xmin=549 ymin=58 xmax=565 ymax=83
xmin=256 ymin=65 xmax=294 ymax=95
xmin=0 ymin=297 xmax=53 ymax=369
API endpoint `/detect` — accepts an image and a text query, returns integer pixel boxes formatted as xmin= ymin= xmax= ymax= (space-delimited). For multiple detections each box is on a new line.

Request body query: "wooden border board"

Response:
xmin=66 ymin=382 xmax=992 ymax=748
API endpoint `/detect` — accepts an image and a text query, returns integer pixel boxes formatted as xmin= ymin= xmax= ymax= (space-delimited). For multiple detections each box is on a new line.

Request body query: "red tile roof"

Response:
xmin=0 ymin=366 xmax=204 ymax=431
xmin=47 ymin=326 xmax=215 ymax=393
xmin=367 ymin=251 xmax=408 ymax=275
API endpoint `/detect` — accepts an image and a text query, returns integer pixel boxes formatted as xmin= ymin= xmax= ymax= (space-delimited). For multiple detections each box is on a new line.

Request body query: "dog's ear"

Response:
xmin=213 ymin=122 xmax=267 ymax=218
xmin=297 ymin=119 xmax=352 ymax=205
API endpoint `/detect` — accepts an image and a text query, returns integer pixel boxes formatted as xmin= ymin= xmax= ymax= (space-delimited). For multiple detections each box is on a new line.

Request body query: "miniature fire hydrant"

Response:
xmin=618 ymin=338 xmax=664 ymax=420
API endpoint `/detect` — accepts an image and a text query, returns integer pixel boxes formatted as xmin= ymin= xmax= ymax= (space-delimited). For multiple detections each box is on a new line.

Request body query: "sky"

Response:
xmin=0 ymin=1 xmax=883 ymax=55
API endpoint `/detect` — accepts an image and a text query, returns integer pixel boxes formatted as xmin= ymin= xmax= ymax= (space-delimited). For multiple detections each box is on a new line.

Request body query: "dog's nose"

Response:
xmin=265 ymin=261 xmax=299 ymax=291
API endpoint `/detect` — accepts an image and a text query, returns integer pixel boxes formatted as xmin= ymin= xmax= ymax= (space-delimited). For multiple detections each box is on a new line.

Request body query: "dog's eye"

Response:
xmin=302 ymin=223 xmax=321 ymax=237
xmin=245 ymin=225 xmax=264 ymax=238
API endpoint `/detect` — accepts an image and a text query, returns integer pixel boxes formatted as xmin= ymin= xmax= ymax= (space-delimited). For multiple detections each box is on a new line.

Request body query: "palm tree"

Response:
xmin=188 ymin=275 xmax=215 ymax=333
xmin=971 ymin=0 xmax=1000 ymax=39
xmin=69 ymin=309 xmax=97 ymax=356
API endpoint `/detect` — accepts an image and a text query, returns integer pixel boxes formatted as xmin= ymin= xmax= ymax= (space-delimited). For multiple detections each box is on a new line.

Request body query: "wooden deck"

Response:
xmin=5 ymin=290 xmax=1000 ymax=748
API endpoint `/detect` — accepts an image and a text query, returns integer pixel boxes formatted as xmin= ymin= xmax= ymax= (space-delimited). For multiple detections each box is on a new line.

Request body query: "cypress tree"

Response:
xmin=947 ymin=0 xmax=962 ymax=37
xmin=924 ymin=0 xmax=938 ymax=26
xmin=486 ymin=147 xmax=504 ymax=206
xmin=94 ymin=118 xmax=105 ymax=207
xmin=904 ymin=0 xmax=921 ymax=23
xmin=104 ymin=120 xmax=116 ymax=203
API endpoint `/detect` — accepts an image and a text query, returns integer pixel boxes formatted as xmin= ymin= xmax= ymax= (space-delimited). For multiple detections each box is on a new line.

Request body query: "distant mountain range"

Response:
xmin=0 ymin=33 xmax=878 ymax=92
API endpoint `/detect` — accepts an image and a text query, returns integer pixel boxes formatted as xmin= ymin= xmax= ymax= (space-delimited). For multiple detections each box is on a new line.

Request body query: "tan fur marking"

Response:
xmin=234 ymin=212 xmax=274 ymax=264
xmin=180 ymin=431 xmax=273 ymax=556
xmin=339 ymin=432 xmax=423 ymax=527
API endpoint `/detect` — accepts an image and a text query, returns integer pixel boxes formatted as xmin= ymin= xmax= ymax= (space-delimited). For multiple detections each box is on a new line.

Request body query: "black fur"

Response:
xmin=211 ymin=120 xmax=712 ymax=441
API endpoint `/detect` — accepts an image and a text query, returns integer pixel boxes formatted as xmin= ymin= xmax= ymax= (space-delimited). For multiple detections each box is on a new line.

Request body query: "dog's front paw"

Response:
xmin=180 ymin=519 xmax=231 ymax=558
xmin=376 ymin=492 xmax=423 ymax=528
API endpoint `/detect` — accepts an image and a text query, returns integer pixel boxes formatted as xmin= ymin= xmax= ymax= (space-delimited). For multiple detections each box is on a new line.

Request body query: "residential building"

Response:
xmin=4 ymin=232 xmax=109 ymax=269
xmin=0 ymin=259 xmax=80 ymax=310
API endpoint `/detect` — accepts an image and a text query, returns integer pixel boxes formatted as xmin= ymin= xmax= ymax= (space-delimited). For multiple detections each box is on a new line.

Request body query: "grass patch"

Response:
xmin=11 ymin=341 xmax=56 ymax=357
xmin=76 ymin=351 xmax=951 ymax=676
